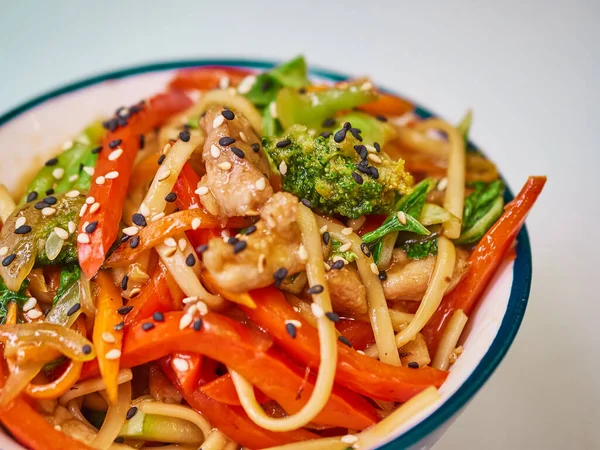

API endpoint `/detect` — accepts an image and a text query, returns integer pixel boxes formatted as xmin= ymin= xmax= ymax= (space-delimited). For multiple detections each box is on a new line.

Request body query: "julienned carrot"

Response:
xmin=422 ymin=176 xmax=547 ymax=353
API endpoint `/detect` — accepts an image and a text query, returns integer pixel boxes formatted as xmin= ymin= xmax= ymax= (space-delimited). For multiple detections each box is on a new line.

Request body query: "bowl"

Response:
xmin=0 ymin=59 xmax=532 ymax=450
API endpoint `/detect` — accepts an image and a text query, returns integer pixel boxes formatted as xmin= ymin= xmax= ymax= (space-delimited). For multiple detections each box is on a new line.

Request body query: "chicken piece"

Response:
xmin=203 ymin=192 xmax=305 ymax=292
xmin=325 ymin=266 xmax=368 ymax=315
xmin=199 ymin=106 xmax=273 ymax=217
xmin=382 ymin=248 xmax=469 ymax=301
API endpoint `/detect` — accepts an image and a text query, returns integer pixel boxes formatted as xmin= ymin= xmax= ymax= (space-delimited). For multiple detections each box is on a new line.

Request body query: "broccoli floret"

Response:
xmin=264 ymin=125 xmax=413 ymax=219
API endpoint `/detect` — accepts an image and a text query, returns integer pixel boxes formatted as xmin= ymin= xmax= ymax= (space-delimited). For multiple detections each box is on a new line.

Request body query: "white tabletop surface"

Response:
xmin=0 ymin=1 xmax=598 ymax=448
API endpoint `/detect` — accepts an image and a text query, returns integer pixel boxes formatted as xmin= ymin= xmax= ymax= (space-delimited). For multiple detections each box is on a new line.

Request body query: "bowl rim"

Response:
xmin=0 ymin=58 xmax=532 ymax=449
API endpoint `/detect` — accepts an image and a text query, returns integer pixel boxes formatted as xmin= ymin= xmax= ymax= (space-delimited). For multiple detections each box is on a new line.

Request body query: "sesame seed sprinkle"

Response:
xmin=251 ymin=143 xmax=260 ymax=153
xmin=322 ymin=231 xmax=330 ymax=245
xmin=341 ymin=227 xmax=353 ymax=235
xmin=52 ymin=168 xmax=64 ymax=179
xmin=286 ymin=322 xmax=297 ymax=338
xmin=222 ymin=109 xmax=234 ymax=120
xmin=164 ymin=237 xmax=177 ymax=248
xmin=151 ymin=212 xmax=165 ymax=222
xmin=361 ymin=242 xmax=371 ymax=257
xmin=298 ymin=244 xmax=308 ymax=261
xmin=65 ymin=190 xmax=80 ymax=198
xmin=165 ymin=192 xmax=177 ymax=203
xmin=22 ymin=297 xmax=37 ymax=312
xmin=27 ymin=309 xmax=43 ymax=320
xmin=219 ymin=137 xmax=236 ymax=146
xmin=257 ymin=254 xmax=267 ymax=273
xmin=378 ymin=270 xmax=388 ymax=281
xmin=338 ymin=242 xmax=352 ymax=252
xmin=122 ymin=226 xmax=138 ymax=236
xmin=231 ymin=146 xmax=245 ymax=158
xmin=77 ymin=233 xmax=90 ymax=244
xmin=153 ymin=311 xmax=165 ymax=322
xmin=397 ymin=211 xmax=407 ymax=225
xmin=179 ymin=314 xmax=193 ymax=330
xmin=0 ymin=247 xmax=7 ymax=257
xmin=437 ymin=177 xmax=448 ymax=191
xmin=192 ymin=218 xmax=201 ymax=230
xmin=195 ymin=186 xmax=209 ymax=196
xmin=172 ymin=357 xmax=189 ymax=372
xmin=140 ymin=204 xmax=150 ymax=217
xmin=42 ymin=207 xmax=56 ymax=217
xmin=89 ymin=202 xmax=100 ymax=213
xmin=333 ymin=128 xmax=347 ymax=143
xmin=338 ymin=335 xmax=352 ymax=347
xmin=82 ymin=344 xmax=92 ymax=354
xmin=142 ymin=322 xmax=155 ymax=331
xmin=105 ymin=171 xmax=119 ymax=180
xmin=108 ymin=149 xmax=123 ymax=161
xmin=341 ymin=434 xmax=359 ymax=444
xmin=68 ymin=221 xmax=77 ymax=234
xmin=255 ymin=177 xmax=266 ymax=191
xmin=45 ymin=158 xmax=59 ymax=167
xmin=239 ymin=131 xmax=248 ymax=143
xmin=102 ymin=331 xmax=116 ymax=343
xmin=233 ymin=240 xmax=247 ymax=254
xmin=210 ymin=144 xmax=221 ymax=158
xmin=368 ymin=153 xmax=382 ymax=164
xmin=132 ymin=213 xmax=147 ymax=227
xmin=330 ymin=260 xmax=345 ymax=270
xmin=218 ymin=161 xmax=232 ymax=171
xmin=85 ymin=221 xmax=99 ymax=233
xmin=157 ymin=154 xmax=166 ymax=165
xmin=15 ymin=217 xmax=26 ymax=229
xmin=178 ymin=238 xmax=187 ymax=252
xmin=193 ymin=318 xmax=203 ymax=331
xmin=26 ymin=192 xmax=38 ymax=203
xmin=117 ymin=305 xmax=134 ymax=315
xmin=276 ymin=139 xmax=291 ymax=148
xmin=83 ymin=166 xmax=95 ymax=176
xmin=307 ymin=284 xmax=324 ymax=295
xmin=269 ymin=102 xmax=278 ymax=119
xmin=95 ymin=176 xmax=106 ymax=185
xmin=212 ymin=114 xmax=225 ymax=129
xmin=121 ymin=275 xmax=129 ymax=291
xmin=108 ymin=139 xmax=122 ymax=149
xmin=279 ymin=160 xmax=288 ymax=175
xmin=311 ymin=303 xmax=325 ymax=318
xmin=129 ymin=236 xmax=140 ymax=249
xmin=86 ymin=196 xmax=95 ymax=205
xmin=325 ymin=311 xmax=340 ymax=323
xmin=179 ymin=131 xmax=190 ymax=142
xmin=408 ymin=362 xmax=420 ymax=369
xmin=105 ymin=349 xmax=121 ymax=360
xmin=182 ymin=296 xmax=199 ymax=304
xmin=370 ymin=262 xmax=379 ymax=275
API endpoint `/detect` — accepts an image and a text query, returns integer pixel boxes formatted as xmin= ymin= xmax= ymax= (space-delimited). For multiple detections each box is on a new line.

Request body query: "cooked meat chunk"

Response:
xmin=325 ymin=265 xmax=368 ymax=315
xmin=199 ymin=106 xmax=273 ymax=217
xmin=202 ymin=193 xmax=305 ymax=292
xmin=382 ymin=248 xmax=469 ymax=301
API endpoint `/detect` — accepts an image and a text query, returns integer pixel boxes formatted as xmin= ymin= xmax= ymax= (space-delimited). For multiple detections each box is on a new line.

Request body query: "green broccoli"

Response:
xmin=263 ymin=125 xmax=413 ymax=219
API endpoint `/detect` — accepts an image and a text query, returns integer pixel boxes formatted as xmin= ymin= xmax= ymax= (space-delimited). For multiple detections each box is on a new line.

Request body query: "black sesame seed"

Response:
xmin=117 ymin=117 xmax=128 ymax=127
xmin=251 ymin=143 xmax=260 ymax=153
xmin=2 ymin=254 xmax=16 ymax=267
xmin=322 ymin=231 xmax=330 ymax=245
xmin=105 ymin=118 xmax=118 ymax=132
xmin=369 ymin=167 xmax=379 ymax=179
xmin=352 ymin=172 xmax=364 ymax=185
xmin=193 ymin=318 xmax=203 ymax=331
xmin=325 ymin=311 xmax=340 ymax=323
xmin=129 ymin=235 xmax=140 ymax=249
xmin=114 ymin=322 xmax=125 ymax=331
xmin=179 ymin=131 xmax=190 ymax=142
xmin=186 ymin=253 xmax=196 ymax=267
xmin=319 ymin=131 xmax=333 ymax=138
xmin=82 ymin=344 xmax=92 ymax=355
xmin=219 ymin=137 xmax=236 ymax=146
xmin=233 ymin=241 xmax=247 ymax=254
xmin=67 ymin=303 xmax=81 ymax=316
xmin=331 ymin=260 xmax=345 ymax=270
xmin=114 ymin=437 xmax=125 ymax=444
xmin=85 ymin=221 xmax=98 ymax=233
xmin=142 ymin=322 xmax=155 ymax=331
xmin=34 ymin=202 xmax=48 ymax=210
xmin=300 ymin=198 xmax=311 ymax=208
xmin=14 ymin=225 xmax=32 ymax=235
xmin=152 ymin=311 xmax=164 ymax=322
xmin=361 ymin=243 xmax=371 ymax=257
xmin=42 ymin=196 xmax=57 ymax=205
xmin=307 ymin=284 xmax=324 ymax=295
xmin=121 ymin=275 xmax=129 ymax=291
xmin=158 ymin=154 xmax=166 ymax=165
xmin=276 ymin=139 xmax=291 ymax=148
xmin=343 ymin=122 xmax=352 ymax=130
xmin=165 ymin=192 xmax=177 ymax=203
xmin=92 ymin=146 xmax=102 ymax=154
xmin=338 ymin=336 xmax=352 ymax=347
xmin=117 ymin=306 xmax=134 ymax=315
xmin=378 ymin=270 xmax=388 ymax=281
xmin=227 ymin=237 xmax=239 ymax=245
xmin=120 ymin=234 xmax=131 ymax=244
xmin=45 ymin=158 xmax=59 ymax=167
xmin=132 ymin=213 xmax=147 ymax=227
xmin=375 ymin=115 xmax=388 ymax=122
xmin=321 ymin=118 xmax=336 ymax=128
xmin=108 ymin=139 xmax=122 ymax=149
xmin=46 ymin=188 xmax=55 ymax=196
xmin=356 ymin=163 xmax=370 ymax=174
xmin=26 ymin=191 xmax=38 ymax=203
xmin=350 ymin=128 xmax=363 ymax=141
xmin=196 ymin=244 xmax=208 ymax=254
xmin=244 ymin=225 xmax=257 ymax=235
xmin=333 ymin=128 xmax=347 ymax=143
xmin=139 ymin=134 xmax=145 ymax=150
xmin=222 ymin=109 xmax=235 ymax=120
xmin=298 ymin=87 xmax=307 ymax=94
xmin=354 ymin=145 xmax=367 ymax=159
xmin=286 ymin=322 xmax=297 ymax=339
xmin=374 ymin=142 xmax=381 ymax=152
xmin=231 ymin=147 xmax=245 ymax=158
xmin=273 ymin=267 xmax=288 ymax=287
xmin=260 ymin=79 xmax=272 ymax=92
xmin=78 ymin=163 xmax=84 ymax=173
xmin=408 ymin=362 xmax=420 ymax=369
xmin=126 ymin=406 xmax=138 ymax=420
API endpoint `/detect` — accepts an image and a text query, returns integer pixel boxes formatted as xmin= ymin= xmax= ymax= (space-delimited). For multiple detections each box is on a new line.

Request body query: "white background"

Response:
xmin=0 ymin=1 xmax=598 ymax=448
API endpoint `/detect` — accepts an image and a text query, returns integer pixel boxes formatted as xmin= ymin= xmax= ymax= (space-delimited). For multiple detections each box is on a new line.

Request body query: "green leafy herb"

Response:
xmin=456 ymin=180 xmax=504 ymax=245
xmin=403 ymin=235 xmax=438 ymax=260
xmin=53 ymin=265 xmax=81 ymax=306
xmin=331 ymin=239 xmax=358 ymax=263
xmin=0 ymin=278 xmax=30 ymax=324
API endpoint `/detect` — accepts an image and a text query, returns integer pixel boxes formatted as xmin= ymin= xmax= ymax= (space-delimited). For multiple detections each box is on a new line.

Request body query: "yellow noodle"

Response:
xmin=432 ymin=309 xmax=468 ymax=370
xmin=59 ymin=369 xmax=132 ymax=405
xmin=199 ymin=429 xmax=234 ymax=450
xmin=92 ymin=382 xmax=131 ymax=449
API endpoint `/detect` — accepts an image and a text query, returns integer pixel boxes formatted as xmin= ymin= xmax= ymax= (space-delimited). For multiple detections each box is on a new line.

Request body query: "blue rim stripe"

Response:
xmin=0 ymin=58 xmax=532 ymax=449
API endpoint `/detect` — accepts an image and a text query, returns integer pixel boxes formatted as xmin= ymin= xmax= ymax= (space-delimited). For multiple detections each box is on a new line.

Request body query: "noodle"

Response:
xmin=315 ymin=216 xmax=401 ymax=367
xmin=59 ymin=369 xmax=133 ymax=405
xmin=92 ymin=382 xmax=131 ymax=449
xmin=198 ymin=429 xmax=233 ymax=450
xmin=230 ymin=204 xmax=338 ymax=431
xmin=66 ymin=398 xmax=96 ymax=429
xmin=432 ymin=309 xmax=468 ymax=370
xmin=414 ymin=120 xmax=465 ymax=238
xmin=137 ymin=401 xmax=212 ymax=440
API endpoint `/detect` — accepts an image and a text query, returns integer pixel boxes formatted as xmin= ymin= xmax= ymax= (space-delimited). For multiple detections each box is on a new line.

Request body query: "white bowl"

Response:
xmin=0 ymin=59 xmax=533 ymax=450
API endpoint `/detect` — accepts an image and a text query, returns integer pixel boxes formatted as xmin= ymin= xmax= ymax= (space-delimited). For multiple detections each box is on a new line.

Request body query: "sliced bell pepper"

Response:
xmin=242 ymin=287 xmax=448 ymax=402
xmin=77 ymin=90 xmax=192 ymax=278
xmin=170 ymin=353 xmax=203 ymax=394
xmin=357 ymin=214 xmax=387 ymax=236
xmin=200 ymin=373 xmax=269 ymax=405
xmin=336 ymin=319 xmax=376 ymax=351
xmin=169 ymin=66 xmax=254 ymax=91
xmin=422 ymin=176 xmax=546 ymax=353
xmin=81 ymin=311 xmax=378 ymax=429
xmin=359 ymin=92 xmax=414 ymax=117
xmin=159 ymin=358 xmax=318 ymax=449
xmin=124 ymin=262 xmax=175 ymax=326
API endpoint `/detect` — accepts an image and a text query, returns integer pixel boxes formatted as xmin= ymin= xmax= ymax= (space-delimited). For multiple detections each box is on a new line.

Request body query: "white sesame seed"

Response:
xmin=341 ymin=227 xmax=353 ymax=235
xmin=269 ymin=102 xmax=278 ymax=119
xmin=360 ymin=81 xmax=373 ymax=91
xmin=22 ymin=297 xmax=37 ymax=312
xmin=255 ymin=177 xmax=266 ymax=191
xmin=178 ymin=238 xmax=187 ymax=252
xmin=370 ymin=262 xmax=379 ymax=275
xmin=65 ymin=190 xmax=80 ymax=198
xmin=62 ymin=140 xmax=73 ymax=150
xmin=257 ymin=254 xmax=267 ymax=274
xmin=324 ymin=262 xmax=331 ymax=271
xmin=42 ymin=207 xmax=56 ymax=217
xmin=151 ymin=212 xmax=165 ymax=222
xmin=86 ymin=196 xmax=95 ymax=205
xmin=108 ymin=148 xmax=123 ymax=161
xmin=210 ymin=144 xmax=221 ymax=158
xmin=219 ymin=76 xmax=230 ymax=89
xmin=186 ymin=304 xmax=198 ymax=316
xmin=164 ymin=237 xmax=177 ymax=248
xmin=341 ymin=434 xmax=359 ymax=444
xmin=397 ymin=211 xmax=407 ymax=225
xmin=95 ymin=176 xmax=106 ymax=185
xmin=130 ymin=288 xmax=142 ymax=297
xmin=308 ymin=129 xmax=316 ymax=136
xmin=15 ymin=217 xmax=26 ymax=229
xmin=82 ymin=221 xmax=89 ymax=230
xmin=192 ymin=218 xmax=201 ymax=230
xmin=212 ymin=115 xmax=225 ymax=129
xmin=285 ymin=319 xmax=302 ymax=328
xmin=68 ymin=221 xmax=77 ymax=234
xmin=332 ymin=255 xmax=349 ymax=265
xmin=319 ymin=225 xmax=328 ymax=234
xmin=196 ymin=301 xmax=208 ymax=315
xmin=195 ymin=186 xmax=209 ymax=196
xmin=221 ymin=230 xmax=231 ymax=239
xmin=437 ymin=177 xmax=448 ymax=191
xmin=279 ymin=160 xmax=287 ymax=175
xmin=0 ymin=247 xmax=7 ymax=257
xmin=338 ymin=242 xmax=352 ymax=252
xmin=54 ymin=425 xmax=62 ymax=432
xmin=101 ymin=332 xmax=116 ymax=344
xmin=68 ymin=174 xmax=79 ymax=182
xmin=77 ymin=233 xmax=90 ymax=244
xmin=218 ymin=162 xmax=232 ymax=171
xmin=172 ymin=357 xmax=190 ymax=372
xmin=105 ymin=349 xmax=121 ymax=360
xmin=83 ymin=166 xmax=95 ymax=176
xmin=311 ymin=303 xmax=325 ymax=318
xmin=237 ymin=75 xmax=256 ymax=94
xmin=366 ymin=144 xmax=377 ymax=153
xmin=182 ymin=296 xmax=199 ymax=304
xmin=122 ymin=226 xmax=139 ymax=236
xmin=156 ymin=167 xmax=171 ymax=181
xmin=140 ymin=204 xmax=150 ymax=217
xmin=118 ymin=108 xmax=129 ymax=117
xmin=52 ymin=168 xmax=64 ymax=180
xmin=105 ymin=171 xmax=119 ymax=180
xmin=239 ymin=131 xmax=248 ymax=143
xmin=179 ymin=314 xmax=193 ymax=330
xmin=54 ymin=227 xmax=69 ymax=240
xmin=356 ymin=350 xmax=366 ymax=355
xmin=298 ymin=244 xmax=308 ymax=262
xmin=89 ymin=202 xmax=100 ymax=213
xmin=79 ymin=204 xmax=88 ymax=217
xmin=27 ymin=309 xmax=43 ymax=320
xmin=368 ymin=153 xmax=382 ymax=164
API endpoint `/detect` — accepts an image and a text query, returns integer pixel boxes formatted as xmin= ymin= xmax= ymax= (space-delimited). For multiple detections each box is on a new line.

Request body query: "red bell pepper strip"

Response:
xmin=82 ymin=311 xmax=378 ymax=429
xmin=77 ymin=90 xmax=193 ymax=278
xmin=170 ymin=353 xmax=203 ymax=394
xmin=336 ymin=319 xmax=376 ymax=351
xmin=242 ymin=287 xmax=448 ymax=402
xmin=359 ymin=93 xmax=414 ymax=117
xmin=169 ymin=66 xmax=254 ymax=91
xmin=422 ymin=176 xmax=546 ymax=353
xmin=124 ymin=262 xmax=175 ymax=326
xmin=357 ymin=214 xmax=387 ymax=236
xmin=159 ymin=358 xmax=318 ymax=449
xmin=200 ymin=373 xmax=270 ymax=405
